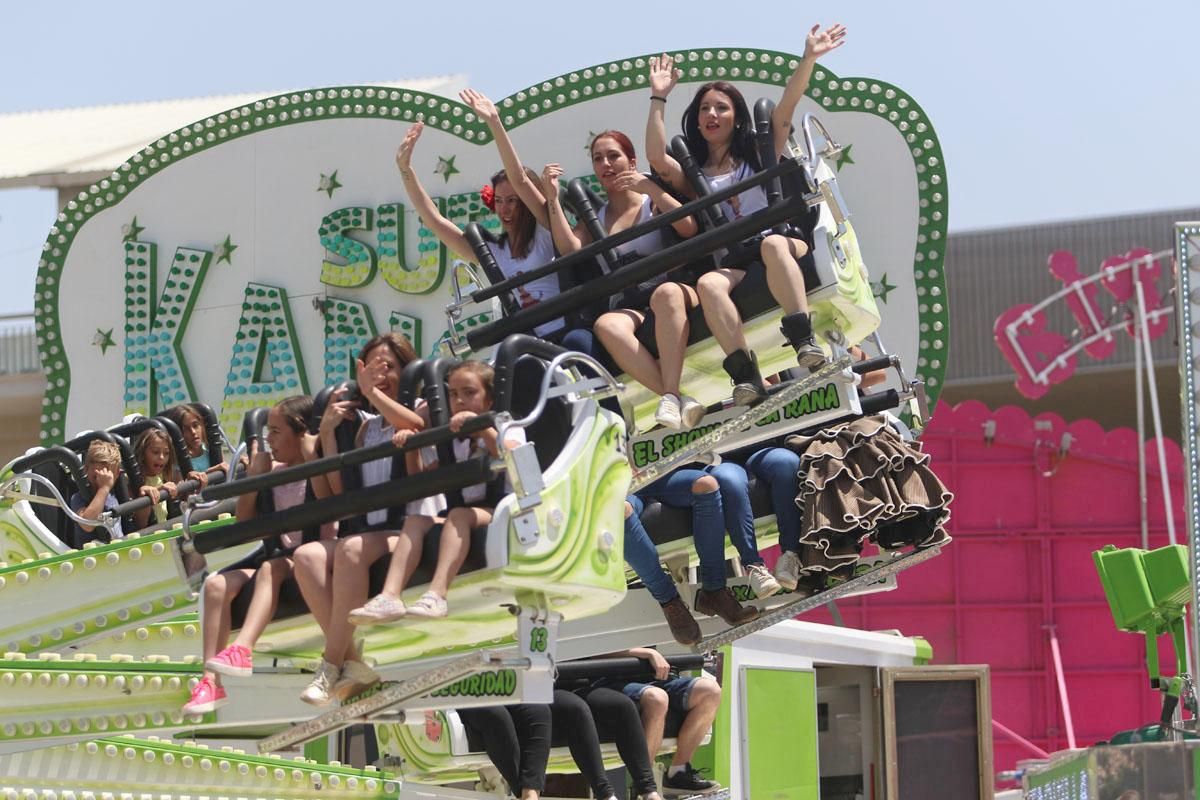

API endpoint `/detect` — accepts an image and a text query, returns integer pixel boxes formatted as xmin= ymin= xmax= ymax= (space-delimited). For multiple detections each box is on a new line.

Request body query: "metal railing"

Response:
xmin=0 ymin=312 xmax=39 ymax=375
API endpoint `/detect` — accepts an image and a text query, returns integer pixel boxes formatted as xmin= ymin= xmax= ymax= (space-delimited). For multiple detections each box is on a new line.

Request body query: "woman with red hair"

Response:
xmin=540 ymin=131 xmax=703 ymax=429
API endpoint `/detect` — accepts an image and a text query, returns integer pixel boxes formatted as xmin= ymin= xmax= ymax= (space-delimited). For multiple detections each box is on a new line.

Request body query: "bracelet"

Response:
xmin=650 ymin=95 xmax=668 ymax=103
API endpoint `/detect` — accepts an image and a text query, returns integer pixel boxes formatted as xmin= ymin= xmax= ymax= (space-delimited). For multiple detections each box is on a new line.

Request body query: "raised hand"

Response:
xmin=95 ymin=466 xmax=116 ymax=491
xmin=459 ymin=88 xmax=500 ymax=124
xmin=248 ymin=449 xmax=272 ymax=476
xmin=541 ymin=163 xmax=563 ymax=196
xmin=395 ymin=123 xmax=425 ymax=174
xmin=612 ymin=169 xmax=652 ymax=194
xmin=648 ymin=54 xmax=680 ymax=97
xmin=355 ymin=357 xmax=388 ymax=394
xmin=319 ymin=388 xmax=359 ymax=435
xmin=804 ymin=23 xmax=847 ymax=58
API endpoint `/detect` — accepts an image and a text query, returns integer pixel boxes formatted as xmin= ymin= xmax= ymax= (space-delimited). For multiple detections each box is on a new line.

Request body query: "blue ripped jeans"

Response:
xmin=631 ymin=467 xmax=729 ymax=592
xmin=705 ymin=461 xmax=766 ymax=567
xmin=743 ymin=447 xmax=803 ymax=553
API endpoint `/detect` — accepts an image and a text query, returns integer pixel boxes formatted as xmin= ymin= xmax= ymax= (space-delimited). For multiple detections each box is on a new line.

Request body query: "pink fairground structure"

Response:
xmin=794 ymin=400 xmax=1185 ymax=774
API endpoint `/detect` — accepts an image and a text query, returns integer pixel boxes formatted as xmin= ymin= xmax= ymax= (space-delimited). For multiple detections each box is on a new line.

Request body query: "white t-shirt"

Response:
xmin=491 ymin=226 xmax=563 ymax=338
xmin=360 ymin=406 xmax=444 ymax=522
xmin=452 ymin=425 xmax=527 ymax=505
xmin=707 ymin=161 xmax=768 ymax=221
xmin=707 ymin=161 xmax=770 ymax=265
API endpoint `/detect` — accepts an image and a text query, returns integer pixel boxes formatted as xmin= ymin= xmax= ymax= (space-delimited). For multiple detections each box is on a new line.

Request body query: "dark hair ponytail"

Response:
xmin=274 ymin=394 xmax=314 ymax=434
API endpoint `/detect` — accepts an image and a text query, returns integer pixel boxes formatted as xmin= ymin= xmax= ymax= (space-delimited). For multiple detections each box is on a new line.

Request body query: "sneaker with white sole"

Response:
xmin=773 ymin=550 xmax=802 ymax=592
xmin=206 ymin=643 xmax=253 ymax=678
xmin=406 ymin=591 xmax=449 ymax=618
xmin=744 ymin=563 xmax=782 ymax=599
xmin=746 ymin=563 xmax=782 ymax=598
xmin=680 ymin=396 xmax=706 ymax=429
xmin=349 ymin=593 xmax=406 ymax=625
xmin=181 ymin=675 xmax=227 ymax=715
xmin=655 ymin=394 xmax=683 ymax=429
xmin=300 ymin=659 xmax=340 ymax=707
xmin=334 ymin=659 xmax=380 ymax=701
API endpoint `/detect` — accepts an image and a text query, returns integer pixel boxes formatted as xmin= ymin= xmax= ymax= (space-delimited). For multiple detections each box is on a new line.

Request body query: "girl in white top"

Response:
xmin=352 ymin=359 xmax=524 ymax=621
xmin=294 ymin=332 xmax=427 ymax=707
xmin=397 ymin=88 xmax=565 ymax=338
xmin=645 ymin=23 xmax=848 ymax=406
xmin=540 ymin=131 xmax=705 ymax=431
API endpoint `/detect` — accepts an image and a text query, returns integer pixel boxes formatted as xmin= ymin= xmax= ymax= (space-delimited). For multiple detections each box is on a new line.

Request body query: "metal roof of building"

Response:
xmin=0 ymin=75 xmax=468 ymax=189
xmin=945 ymin=207 xmax=1200 ymax=385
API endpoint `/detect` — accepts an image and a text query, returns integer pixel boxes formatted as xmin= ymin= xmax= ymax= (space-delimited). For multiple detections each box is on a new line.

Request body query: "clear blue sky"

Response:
xmin=1 ymin=0 xmax=1195 ymax=315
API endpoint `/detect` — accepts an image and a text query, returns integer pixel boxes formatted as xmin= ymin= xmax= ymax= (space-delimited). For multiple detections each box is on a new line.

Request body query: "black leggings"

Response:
xmin=458 ymin=703 xmax=551 ymax=794
xmin=554 ymin=687 xmax=658 ymax=798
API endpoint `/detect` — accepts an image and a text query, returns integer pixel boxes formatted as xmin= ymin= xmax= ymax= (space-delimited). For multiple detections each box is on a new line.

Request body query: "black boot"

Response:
xmin=722 ymin=349 xmax=768 ymax=406
xmin=780 ymin=311 xmax=827 ymax=370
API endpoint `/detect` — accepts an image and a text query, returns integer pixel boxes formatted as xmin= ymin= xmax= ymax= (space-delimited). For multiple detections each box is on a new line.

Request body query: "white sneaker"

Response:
xmin=406 ymin=591 xmax=449 ymax=618
xmin=300 ymin=660 xmax=340 ymax=706
xmin=680 ymin=396 xmax=706 ymax=429
xmin=747 ymin=563 xmax=782 ymax=598
xmin=349 ymin=593 xmax=406 ymax=625
xmin=334 ymin=659 xmax=381 ymax=701
xmin=774 ymin=550 xmax=802 ymax=592
xmin=655 ymin=394 xmax=683 ymax=429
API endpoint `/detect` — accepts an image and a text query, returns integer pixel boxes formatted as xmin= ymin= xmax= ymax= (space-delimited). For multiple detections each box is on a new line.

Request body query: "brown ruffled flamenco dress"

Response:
xmin=783 ymin=414 xmax=952 ymax=582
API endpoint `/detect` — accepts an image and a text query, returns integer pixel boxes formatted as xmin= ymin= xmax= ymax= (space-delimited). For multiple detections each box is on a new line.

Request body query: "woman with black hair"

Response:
xmin=645 ymin=23 xmax=847 ymax=406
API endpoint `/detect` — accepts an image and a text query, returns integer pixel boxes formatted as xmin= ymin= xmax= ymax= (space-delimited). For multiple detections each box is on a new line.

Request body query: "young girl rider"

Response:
xmin=539 ymin=133 xmax=704 ymax=430
xmin=182 ymin=395 xmax=334 ymax=714
xmin=132 ymin=427 xmax=177 ymax=529
xmin=645 ymin=23 xmax=848 ymax=406
xmin=292 ymin=333 xmax=427 ymax=706
xmin=352 ymin=359 xmax=524 ymax=621
xmin=163 ymin=403 xmax=226 ymax=488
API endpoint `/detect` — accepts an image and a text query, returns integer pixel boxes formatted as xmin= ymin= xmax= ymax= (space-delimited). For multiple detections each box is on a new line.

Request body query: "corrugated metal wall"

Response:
xmin=945 ymin=208 xmax=1200 ymax=384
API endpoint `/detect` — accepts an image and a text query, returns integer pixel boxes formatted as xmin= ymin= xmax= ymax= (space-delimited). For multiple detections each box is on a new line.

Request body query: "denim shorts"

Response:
xmin=620 ymin=676 xmax=697 ymax=713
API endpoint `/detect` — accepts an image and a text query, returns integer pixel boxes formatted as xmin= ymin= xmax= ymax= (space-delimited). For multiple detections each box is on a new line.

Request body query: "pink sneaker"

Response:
xmin=206 ymin=643 xmax=253 ymax=678
xmin=182 ymin=675 xmax=227 ymax=715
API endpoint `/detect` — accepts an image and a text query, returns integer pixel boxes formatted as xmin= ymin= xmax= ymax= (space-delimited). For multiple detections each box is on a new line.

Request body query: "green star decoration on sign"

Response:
xmin=121 ymin=216 xmax=145 ymax=242
xmin=833 ymin=143 xmax=855 ymax=172
xmin=92 ymin=327 xmax=115 ymax=354
xmin=435 ymin=154 xmax=460 ymax=182
xmin=214 ymin=234 xmax=238 ymax=265
xmin=873 ymin=273 xmax=896 ymax=304
xmin=318 ymin=170 xmax=343 ymax=198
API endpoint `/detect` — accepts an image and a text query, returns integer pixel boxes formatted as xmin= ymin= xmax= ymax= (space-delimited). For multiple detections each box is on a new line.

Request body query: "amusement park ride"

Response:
xmin=0 ymin=45 xmax=983 ymax=800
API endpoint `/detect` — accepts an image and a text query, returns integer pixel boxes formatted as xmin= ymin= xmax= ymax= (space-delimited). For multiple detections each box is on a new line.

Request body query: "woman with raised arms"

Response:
xmin=645 ymin=24 xmax=847 ymax=406
xmin=399 ymin=89 xmax=594 ymax=346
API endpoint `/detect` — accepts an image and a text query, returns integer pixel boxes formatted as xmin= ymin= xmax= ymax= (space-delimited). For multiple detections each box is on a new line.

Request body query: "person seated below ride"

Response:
xmin=538 ymin=132 xmax=702 ymax=430
xmin=645 ymin=23 xmax=848 ymax=406
xmin=182 ymin=395 xmax=335 ymax=715
xmin=623 ymin=461 xmax=771 ymax=642
xmin=131 ymin=427 xmax=178 ymax=529
xmin=69 ymin=440 xmax=123 ymax=546
xmin=595 ymin=647 xmax=722 ymax=797
xmin=293 ymin=333 xmax=427 ymax=706
xmin=557 ymin=675 xmax=666 ymax=800
xmin=162 ymin=402 xmax=226 ymax=487
xmin=355 ymin=359 xmax=525 ymax=624
xmin=455 ymin=704 xmax=550 ymax=800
